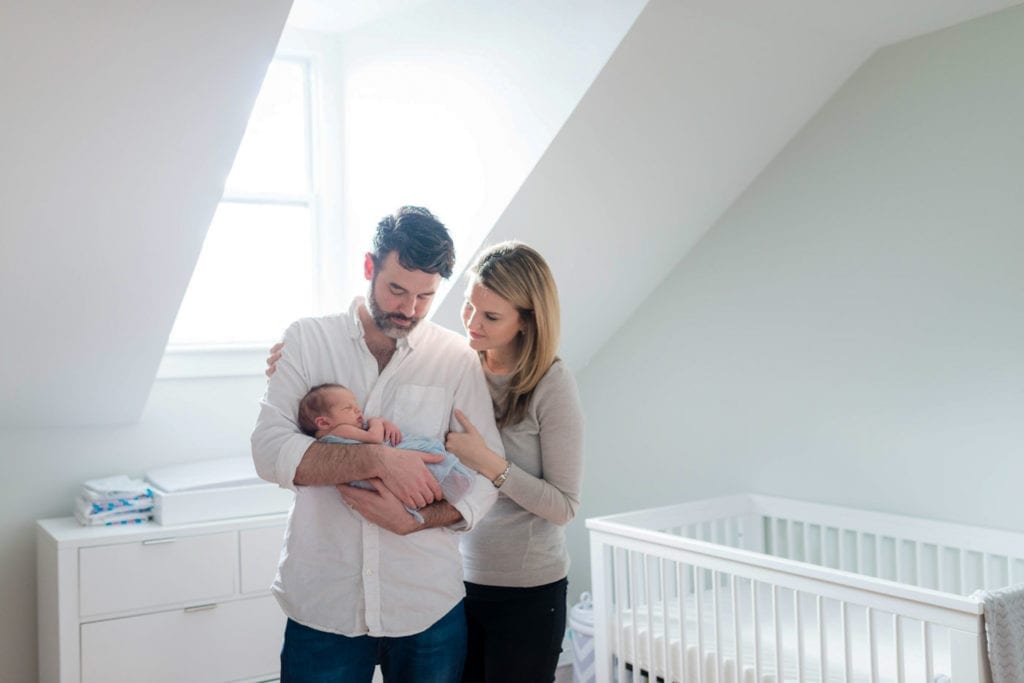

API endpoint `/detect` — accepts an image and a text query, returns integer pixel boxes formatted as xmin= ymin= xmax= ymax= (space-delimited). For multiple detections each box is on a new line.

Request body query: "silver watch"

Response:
xmin=492 ymin=462 xmax=512 ymax=488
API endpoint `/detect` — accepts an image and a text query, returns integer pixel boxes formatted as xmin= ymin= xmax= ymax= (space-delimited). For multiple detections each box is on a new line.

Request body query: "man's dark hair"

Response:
xmin=371 ymin=206 xmax=455 ymax=278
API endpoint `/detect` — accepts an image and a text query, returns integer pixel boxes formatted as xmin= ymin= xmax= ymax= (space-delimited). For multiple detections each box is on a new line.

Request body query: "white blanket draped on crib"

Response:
xmin=977 ymin=584 xmax=1024 ymax=683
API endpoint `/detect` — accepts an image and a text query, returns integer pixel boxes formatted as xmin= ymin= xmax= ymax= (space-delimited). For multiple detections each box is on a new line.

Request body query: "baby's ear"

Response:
xmin=314 ymin=416 xmax=331 ymax=430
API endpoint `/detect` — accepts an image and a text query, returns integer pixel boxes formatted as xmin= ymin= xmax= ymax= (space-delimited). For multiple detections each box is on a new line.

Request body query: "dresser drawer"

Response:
xmin=79 ymin=531 xmax=236 ymax=616
xmin=80 ymin=594 xmax=283 ymax=683
xmin=240 ymin=524 xmax=285 ymax=594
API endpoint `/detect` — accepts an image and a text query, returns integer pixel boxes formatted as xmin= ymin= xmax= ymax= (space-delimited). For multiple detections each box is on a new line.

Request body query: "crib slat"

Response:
xmin=838 ymin=528 xmax=845 ymax=571
xmin=874 ymin=534 xmax=881 ymax=578
xmin=923 ymin=621 xmax=934 ymax=682
xmin=629 ymin=552 xmax=641 ymax=683
xmin=868 ymin=607 xmax=878 ymax=683
xmin=959 ymin=548 xmax=968 ymax=593
xmin=752 ymin=580 xmax=762 ymax=682
xmin=921 ymin=544 xmax=929 ymax=589
xmin=677 ymin=562 xmax=690 ymax=682
xmin=695 ymin=565 xmax=705 ymax=683
xmin=895 ymin=538 xmax=902 ymax=582
xmin=771 ymin=518 xmax=779 ymax=557
xmin=855 ymin=532 xmax=863 ymax=574
xmin=958 ymin=548 xmax=966 ymax=593
xmin=842 ymin=601 xmax=852 ymax=683
xmin=937 ymin=546 xmax=945 ymax=592
xmin=644 ymin=556 xmax=655 ymax=683
xmin=983 ymin=553 xmax=991 ymax=589
xmin=731 ymin=574 xmax=742 ymax=682
xmin=661 ymin=559 xmax=673 ymax=683
xmin=819 ymin=525 xmax=826 ymax=568
xmin=614 ymin=548 xmax=628 ymax=683
xmin=713 ymin=571 xmax=723 ymax=683
xmin=794 ymin=589 xmax=805 ymax=683
xmin=817 ymin=595 xmax=828 ymax=683
xmin=894 ymin=614 xmax=905 ymax=683
xmin=773 ymin=585 xmax=782 ymax=683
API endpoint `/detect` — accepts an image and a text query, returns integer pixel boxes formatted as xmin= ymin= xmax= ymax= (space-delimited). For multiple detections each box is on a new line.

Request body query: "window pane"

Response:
xmin=225 ymin=60 xmax=309 ymax=196
xmin=169 ymin=202 xmax=314 ymax=346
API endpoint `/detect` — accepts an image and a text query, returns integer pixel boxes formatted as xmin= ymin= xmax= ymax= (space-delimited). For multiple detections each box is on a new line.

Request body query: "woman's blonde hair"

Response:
xmin=469 ymin=241 xmax=560 ymax=427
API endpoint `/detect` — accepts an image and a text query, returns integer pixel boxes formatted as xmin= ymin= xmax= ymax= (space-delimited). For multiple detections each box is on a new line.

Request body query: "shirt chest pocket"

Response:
xmin=393 ymin=384 xmax=448 ymax=438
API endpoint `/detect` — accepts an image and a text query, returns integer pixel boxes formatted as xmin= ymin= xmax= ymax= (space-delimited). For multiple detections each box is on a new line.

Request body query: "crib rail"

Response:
xmin=608 ymin=495 xmax=1024 ymax=596
xmin=749 ymin=496 xmax=1024 ymax=596
xmin=586 ymin=495 xmax=1005 ymax=683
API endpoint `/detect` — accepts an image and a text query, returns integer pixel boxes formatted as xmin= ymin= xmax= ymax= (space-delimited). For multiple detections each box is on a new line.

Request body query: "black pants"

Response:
xmin=461 ymin=578 xmax=568 ymax=683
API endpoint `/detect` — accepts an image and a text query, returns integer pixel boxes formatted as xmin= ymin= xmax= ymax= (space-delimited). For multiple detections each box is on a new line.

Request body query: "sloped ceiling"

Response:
xmin=432 ymin=0 xmax=1024 ymax=370
xmin=0 ymin=0 xmax=293 ymax=427
xmin=2 ymin=0 xmax=1020 ymax=428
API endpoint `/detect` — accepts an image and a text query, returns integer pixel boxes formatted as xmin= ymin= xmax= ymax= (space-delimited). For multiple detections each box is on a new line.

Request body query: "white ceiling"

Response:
xmin=2 ymin=0 xmax=1020 ymax=427
xmin=286 ymin=0 xmax=435 ymax=33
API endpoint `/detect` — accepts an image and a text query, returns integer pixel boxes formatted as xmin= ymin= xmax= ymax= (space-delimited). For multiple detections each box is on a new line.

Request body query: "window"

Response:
xmin=161 ymin=57 xmax=318 ymax=376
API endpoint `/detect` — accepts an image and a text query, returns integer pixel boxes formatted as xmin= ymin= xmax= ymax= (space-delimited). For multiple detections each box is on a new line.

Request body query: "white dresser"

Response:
xmin=36 ymin=514 xmax=288 ymax=683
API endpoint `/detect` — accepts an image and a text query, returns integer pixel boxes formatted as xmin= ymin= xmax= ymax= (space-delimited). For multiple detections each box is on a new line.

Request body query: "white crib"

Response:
xmin=586 ymin=494 xmax=1024 ymax=683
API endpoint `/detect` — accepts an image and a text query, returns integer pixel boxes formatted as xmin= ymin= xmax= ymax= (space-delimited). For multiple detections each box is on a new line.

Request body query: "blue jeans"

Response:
xmin=280 ymin=602 xmax=467 ymax=683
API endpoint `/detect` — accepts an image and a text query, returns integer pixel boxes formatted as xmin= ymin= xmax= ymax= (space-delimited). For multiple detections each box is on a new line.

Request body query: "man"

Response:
xmin=251 ymin=206 xmax=502 ymax=682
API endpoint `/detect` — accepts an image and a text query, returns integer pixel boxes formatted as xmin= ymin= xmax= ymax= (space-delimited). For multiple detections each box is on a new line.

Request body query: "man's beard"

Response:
xmin=367 ymin=280 xmax=421 ymax=339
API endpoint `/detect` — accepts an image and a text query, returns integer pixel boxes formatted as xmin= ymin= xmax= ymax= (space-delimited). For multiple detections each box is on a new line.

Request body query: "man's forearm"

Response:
xmin=294 ymin=441 xmax=383 ymax=486
xmin=417 ymin=500 xmax=464 ymax=529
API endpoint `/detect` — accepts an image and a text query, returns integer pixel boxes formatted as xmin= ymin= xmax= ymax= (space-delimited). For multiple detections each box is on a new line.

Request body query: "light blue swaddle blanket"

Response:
xmin=321 ymin=435 xmax=475 ymax=523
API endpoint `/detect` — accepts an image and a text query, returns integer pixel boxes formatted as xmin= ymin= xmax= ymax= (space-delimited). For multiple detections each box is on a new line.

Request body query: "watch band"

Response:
xmin=492 ymin=462 xmax=512 ymax=488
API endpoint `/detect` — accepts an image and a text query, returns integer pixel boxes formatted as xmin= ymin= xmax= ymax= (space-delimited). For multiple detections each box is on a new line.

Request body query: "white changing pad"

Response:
xmin=146 ymin=456 xmax=293 ymax=525
xmin=146 ymin=456 xmax=264 ymax=492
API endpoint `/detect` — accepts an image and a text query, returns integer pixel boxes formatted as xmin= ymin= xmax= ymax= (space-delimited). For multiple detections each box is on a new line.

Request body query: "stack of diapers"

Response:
xmin=74 ymin=475 xmax=153 ymax=526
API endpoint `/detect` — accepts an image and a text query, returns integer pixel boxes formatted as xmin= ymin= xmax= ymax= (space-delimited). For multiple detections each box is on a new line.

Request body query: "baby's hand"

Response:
xmin=381 ymin=420 xmax=402 ymax=446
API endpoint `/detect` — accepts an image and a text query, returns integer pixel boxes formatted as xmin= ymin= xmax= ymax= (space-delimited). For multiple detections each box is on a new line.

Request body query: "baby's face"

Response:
xmin=322 ymin=387 xmax=364 ymax=429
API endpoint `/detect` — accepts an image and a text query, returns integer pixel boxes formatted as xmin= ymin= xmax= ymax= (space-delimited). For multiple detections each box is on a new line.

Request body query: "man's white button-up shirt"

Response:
xmin=251 ymin=298 xmax=502 ymax=637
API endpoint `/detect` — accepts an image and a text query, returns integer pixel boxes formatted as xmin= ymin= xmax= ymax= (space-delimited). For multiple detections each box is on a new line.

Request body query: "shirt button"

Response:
xmin=364 ymin=568 xmax=373 ymax=576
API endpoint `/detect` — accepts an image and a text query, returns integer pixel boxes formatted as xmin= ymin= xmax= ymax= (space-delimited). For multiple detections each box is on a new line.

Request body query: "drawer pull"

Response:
xmin=142 ymin=537 xmax=176 ymax=545
xmin=184 ymin=603 xmax=218 ymax=613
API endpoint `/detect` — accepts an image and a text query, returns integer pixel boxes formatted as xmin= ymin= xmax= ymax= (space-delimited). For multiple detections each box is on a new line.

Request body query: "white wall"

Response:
xmin=0 ymin=0 xmax=290 ymax=428
xmin=567 ymin=5 xmax=1024 ymax=597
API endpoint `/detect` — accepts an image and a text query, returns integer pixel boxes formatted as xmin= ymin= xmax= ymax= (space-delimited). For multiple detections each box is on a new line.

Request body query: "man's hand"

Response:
xmin=376 ymin=446 xmax=444 ymax=509
xmin=338 ymin=480 xmax=421 ymax=536
xmin=265 ymin=342 xmax=283 ymax=378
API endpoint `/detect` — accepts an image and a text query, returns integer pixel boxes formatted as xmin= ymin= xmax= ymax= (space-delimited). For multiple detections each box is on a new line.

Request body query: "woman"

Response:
xmin=446 ymin=241 xmax=584 ymax=683
xmin=265 ymin=241 xmax=584 ymax=682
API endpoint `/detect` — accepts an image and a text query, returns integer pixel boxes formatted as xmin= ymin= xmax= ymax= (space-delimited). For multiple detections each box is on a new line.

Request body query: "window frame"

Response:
xmin=158 ymin=51 xmax=324 ymax=379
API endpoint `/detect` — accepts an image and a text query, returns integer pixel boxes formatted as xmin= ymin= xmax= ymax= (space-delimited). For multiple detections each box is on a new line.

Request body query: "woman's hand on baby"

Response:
xmin=265 ymin=342 xmax=283 ymax=377
xmin=446 ymin=410 xmax=494 ymax=472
